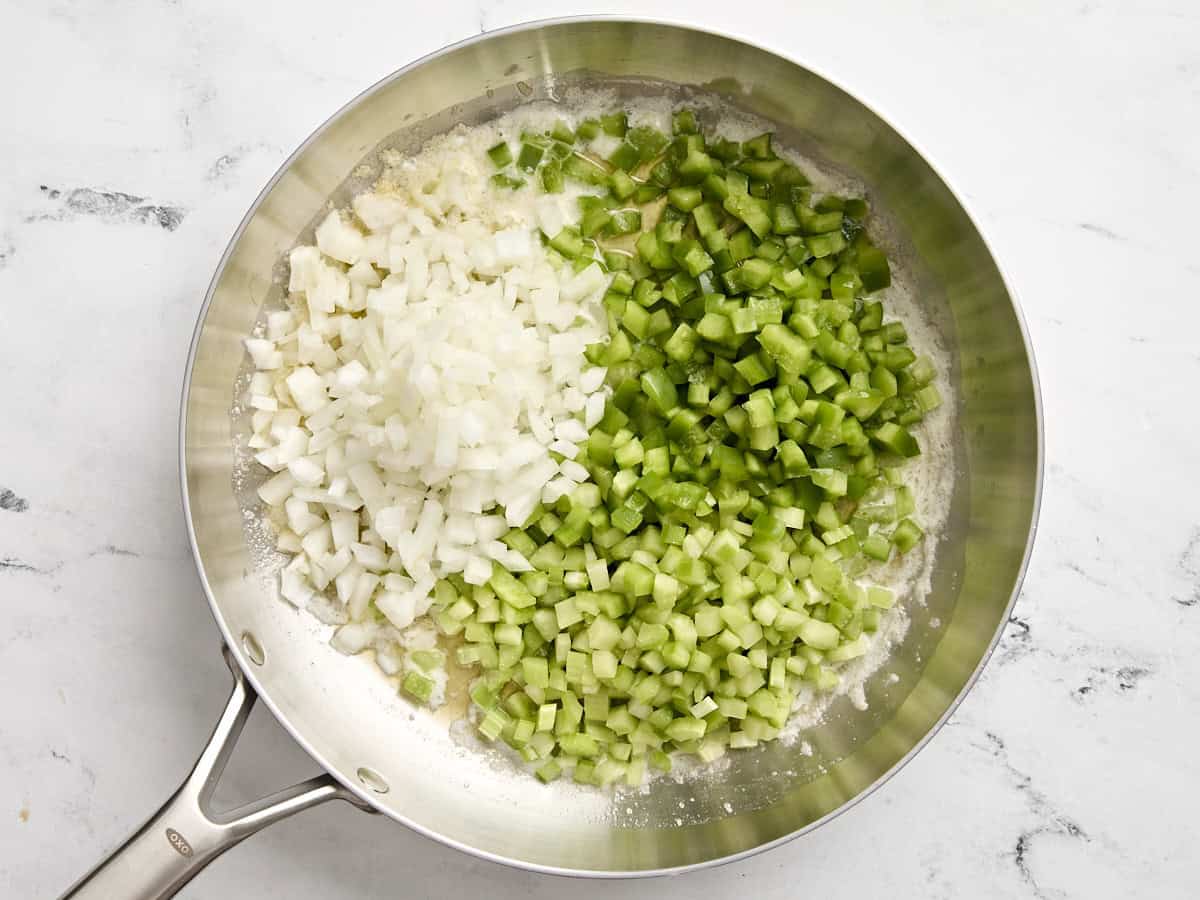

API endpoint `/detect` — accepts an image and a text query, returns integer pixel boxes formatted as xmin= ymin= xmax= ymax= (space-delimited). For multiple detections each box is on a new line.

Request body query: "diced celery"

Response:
xmin=434 ymin=105 xmax=942 ymax=788
xmin=487 ymin=142 xmax=513 ymax=168
xmin=891 ymin=518 xmax=924 ymax=554
xmin=401 ymin=671 xmax=435 ymax=704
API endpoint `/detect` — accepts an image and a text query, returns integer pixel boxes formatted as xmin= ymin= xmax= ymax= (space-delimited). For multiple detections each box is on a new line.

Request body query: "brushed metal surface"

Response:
xmin=181 ymin=17 xmax=1041 ymax=876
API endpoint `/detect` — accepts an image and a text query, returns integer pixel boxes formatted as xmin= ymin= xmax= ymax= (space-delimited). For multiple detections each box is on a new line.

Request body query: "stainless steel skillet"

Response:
xmin=61 ymin=16 xmax=1042 ymax=899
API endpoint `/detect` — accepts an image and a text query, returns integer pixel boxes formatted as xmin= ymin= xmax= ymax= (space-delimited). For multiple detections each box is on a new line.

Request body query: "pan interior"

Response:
xmin=183 ymin=20 xmax=1038 ymax=874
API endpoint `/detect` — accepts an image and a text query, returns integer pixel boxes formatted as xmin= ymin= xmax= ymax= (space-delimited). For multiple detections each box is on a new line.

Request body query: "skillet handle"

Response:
xmin=59 ymin=647 xmax=369 ymax=900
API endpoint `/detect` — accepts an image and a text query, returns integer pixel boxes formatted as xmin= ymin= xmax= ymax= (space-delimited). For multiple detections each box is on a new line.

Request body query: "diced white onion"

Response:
xmin=315 ymin=211 xmax=365 ymax=265
xmin=244 ymin=338 xmax=282 ymax=370
xmin=247 ymin=126 xmax=614 ymax=664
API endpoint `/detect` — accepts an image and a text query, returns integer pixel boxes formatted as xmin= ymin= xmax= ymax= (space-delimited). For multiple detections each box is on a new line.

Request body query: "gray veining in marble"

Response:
xmin=2 ymin=1 xmax=1198 ymax=898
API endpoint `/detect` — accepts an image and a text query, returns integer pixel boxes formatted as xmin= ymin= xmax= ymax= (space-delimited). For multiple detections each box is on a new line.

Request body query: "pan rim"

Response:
xmin=179 ymin=13 xmax=1044 ymax=879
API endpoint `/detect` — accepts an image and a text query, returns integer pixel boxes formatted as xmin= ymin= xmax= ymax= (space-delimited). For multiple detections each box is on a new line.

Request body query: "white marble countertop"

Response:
xmin=3 ymin=1 xmax=1198 ymax=897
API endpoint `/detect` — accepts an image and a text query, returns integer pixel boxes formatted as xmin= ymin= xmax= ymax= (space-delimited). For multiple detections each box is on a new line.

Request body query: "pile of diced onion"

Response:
xmin=243 ymin=133 xmax=607 ymax=669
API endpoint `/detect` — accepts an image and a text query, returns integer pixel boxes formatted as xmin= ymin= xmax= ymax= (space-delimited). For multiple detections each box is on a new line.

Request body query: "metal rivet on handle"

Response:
xmin=240 ymin=631 xmax=265 ymax=666
xmin=356 ymin=767 xmax=390 ymax=794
